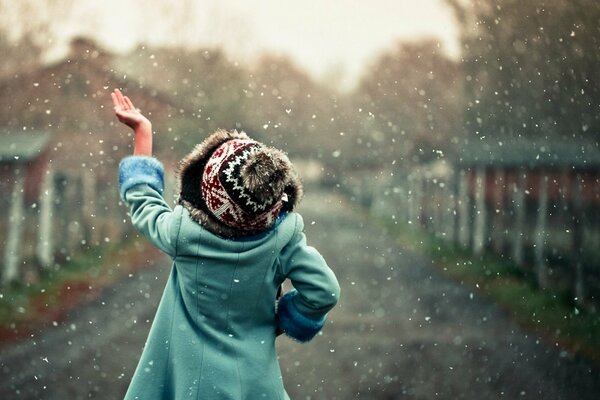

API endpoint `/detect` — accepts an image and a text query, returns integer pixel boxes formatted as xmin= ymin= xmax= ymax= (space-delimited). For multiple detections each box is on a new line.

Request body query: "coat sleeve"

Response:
xmin=118 ymin=155 xmax=183 ymax=258
xmin=276 ymin=214 xmax=340 ymax=342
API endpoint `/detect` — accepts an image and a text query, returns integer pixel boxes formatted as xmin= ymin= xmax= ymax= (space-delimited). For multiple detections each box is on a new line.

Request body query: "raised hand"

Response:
xmin=111 ymin=88 xmax=153 ymax=156
xmin=111 ymin=88 xmax=151 ymax=130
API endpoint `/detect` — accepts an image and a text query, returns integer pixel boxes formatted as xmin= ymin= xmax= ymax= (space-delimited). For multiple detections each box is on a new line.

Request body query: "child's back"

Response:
xmin=113 ymin=90 xmax=340 ymax=399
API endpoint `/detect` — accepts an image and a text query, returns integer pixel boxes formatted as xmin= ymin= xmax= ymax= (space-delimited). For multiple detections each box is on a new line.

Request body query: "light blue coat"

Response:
xmin=119 ymin=156 xmax=340 ymax=400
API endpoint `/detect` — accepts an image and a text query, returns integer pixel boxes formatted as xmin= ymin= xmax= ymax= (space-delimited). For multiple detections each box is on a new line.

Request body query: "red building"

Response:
xmin=0 ymin=38 xmax=178 ymax=284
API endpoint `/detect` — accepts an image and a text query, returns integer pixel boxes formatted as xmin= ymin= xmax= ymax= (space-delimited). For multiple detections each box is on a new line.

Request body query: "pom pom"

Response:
xmin=241 ymin=147 xmax=291 ymax=203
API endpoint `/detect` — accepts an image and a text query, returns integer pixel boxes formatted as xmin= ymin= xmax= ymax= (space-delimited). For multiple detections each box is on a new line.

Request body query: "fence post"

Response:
xmin=457 ymin=169 xmax=470 ymax=249
xmin=572 ymin=173 xmax=585 ymax=305
xmin=421 ymin=178 xmax=430 ymax=231
xmin=535 ymin=171 xmax=549 ymax=288
xmin=434 ymin=181 xmax=444 ymax=237
xmin=473 ymin=166 xmax=487 ymax=254
xmin=67 ymin=174 xmax=84 ymax=252
xmin=409 ymin=174 xmax=422 ymax=226
xmin=512 ymin=169 xmax=526 ymax=266
xmin=36 ymin=167 xmax=55 ymax=269
xmin=3 ymin=167 xmax=25 ymax=284
xmin=438 ymin=181 xmax=447 ymax=239
xmin=444 ymin=179 xmax=455 ymax=242
xmin=406 ymin=174 xmax=414 ymax=224
xmin=81 ymin=169 xmax=98 ymax=246
xmin=104 ymin=181 xmax=123 ymax=243
xmin=492 ymin=169 xmax=505 ymax=254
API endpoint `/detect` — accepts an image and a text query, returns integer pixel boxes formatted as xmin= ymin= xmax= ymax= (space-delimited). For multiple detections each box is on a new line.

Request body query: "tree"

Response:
xmin=354 ymin=40 xmax=463 ymax=166
xmin=0 ymin=33 xmax=41 ymax=79
xmin=0 ymin=0 xmax=77 ymax=77
xmin=447 ymin=0 xmax=600 ymax=143
xmin=242 ymin=55 xmax=340 ymax=158
xmin=114 ymin=45 xmax=249 ymax=154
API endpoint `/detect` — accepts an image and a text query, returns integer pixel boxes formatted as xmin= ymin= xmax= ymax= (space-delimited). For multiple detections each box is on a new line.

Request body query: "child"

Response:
xmin=112 ymin=89 xmax=340 ymax=399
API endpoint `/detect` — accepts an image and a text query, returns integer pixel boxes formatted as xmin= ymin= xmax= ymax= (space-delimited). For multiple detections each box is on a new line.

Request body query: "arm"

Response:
xmin=113 ymin=89 xmax=180 ymax=257
xmin=111 ymin=88 xmax=153 ymax=156
xmin=276 ymin=215 xmax=341 ymax=342
xmin=118 ymin=157 xmax=182 ymax=257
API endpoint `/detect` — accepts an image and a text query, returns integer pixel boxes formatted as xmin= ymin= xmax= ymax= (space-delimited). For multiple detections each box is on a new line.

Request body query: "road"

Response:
xmin=0 ymin=189 xmax=598 ymax=399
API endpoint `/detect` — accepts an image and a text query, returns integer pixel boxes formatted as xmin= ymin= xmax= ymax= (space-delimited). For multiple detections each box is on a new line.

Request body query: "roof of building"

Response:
xmin=0 ymin=132 xmax=52 ymax=162
xmin=455 ymin=138 xmax=600 ymax=170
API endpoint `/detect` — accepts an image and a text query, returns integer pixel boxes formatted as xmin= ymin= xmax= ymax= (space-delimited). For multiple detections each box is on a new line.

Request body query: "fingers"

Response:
xmin=124 ymin=95 xmax=136 ymax=111
xmin=112 ymin=88 xmax=139 ymax=113
xmin=111 ymin=91 xmax=118 ymax=108
xmin=112 ymin=89 xmax=123 ymax=110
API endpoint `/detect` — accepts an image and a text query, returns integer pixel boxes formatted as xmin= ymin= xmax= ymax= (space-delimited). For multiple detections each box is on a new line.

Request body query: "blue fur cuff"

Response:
xmin=276 ymin=290 xmax=326 ymax=342
xmin=119 ymin=156 xmax=165 ymax=201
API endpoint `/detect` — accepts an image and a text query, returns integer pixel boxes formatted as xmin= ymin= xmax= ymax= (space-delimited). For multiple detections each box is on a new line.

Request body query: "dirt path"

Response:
xmin=0 ymin=262 xmax=171 ymax=399
xmin=279 ymin=191 xmax=600 ymax=399
xmin=0 ymin=189 xmax=598 ymax=399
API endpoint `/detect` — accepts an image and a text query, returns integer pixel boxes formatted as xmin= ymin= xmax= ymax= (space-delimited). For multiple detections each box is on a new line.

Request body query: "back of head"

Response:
xmin=177 ymin=129 xmax=303 ymax=238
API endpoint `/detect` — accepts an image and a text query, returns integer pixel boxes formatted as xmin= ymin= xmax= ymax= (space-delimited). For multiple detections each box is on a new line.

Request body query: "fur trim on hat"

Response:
xmin=176 ymin=129 xmax=303 ymax=238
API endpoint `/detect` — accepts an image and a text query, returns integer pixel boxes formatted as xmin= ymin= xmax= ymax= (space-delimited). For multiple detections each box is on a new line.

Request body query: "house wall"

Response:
xmin=465 ymin=167 xmax=600 ymax=206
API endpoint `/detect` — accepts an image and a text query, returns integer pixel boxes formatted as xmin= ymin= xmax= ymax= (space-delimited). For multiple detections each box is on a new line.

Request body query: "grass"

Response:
xmin=0 ymin=238 xmax=161 ymax=343
xmin=379 ymin=217 xmax=600 ymax=363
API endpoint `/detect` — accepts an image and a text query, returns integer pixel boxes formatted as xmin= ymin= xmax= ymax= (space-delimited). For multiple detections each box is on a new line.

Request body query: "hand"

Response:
xmin=111 ymin=88 xmax=153 ymax=156
xmin=111 ymin=88 xmax=151 ymax=130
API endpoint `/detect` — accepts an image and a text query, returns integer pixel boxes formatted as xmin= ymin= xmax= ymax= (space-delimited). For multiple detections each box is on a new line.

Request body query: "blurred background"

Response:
xmin=0 ymin=0 xmax=599 ymax=399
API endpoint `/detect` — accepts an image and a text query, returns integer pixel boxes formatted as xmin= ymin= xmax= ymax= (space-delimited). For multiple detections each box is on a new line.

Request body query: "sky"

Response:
xmin=50 ymin=0 xmax=459 ymax=89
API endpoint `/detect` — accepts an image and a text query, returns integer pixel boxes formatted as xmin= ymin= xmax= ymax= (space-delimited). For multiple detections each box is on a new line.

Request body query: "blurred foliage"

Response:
xmin=113 ymin=48 xmax=350 ymax=166
xmin=115 ymin=46 xmax=248 ymax=140
xmin=447 ymin=0 xmax=600 ymax=145
xmin=0 ymin=0 xmax=76 ymax=79
xmin=0 ymin=0 xmax=462 ymax=177
xmin=0 ymin=33 xmax=41 ymax=80
xmin=1 ymin=0 xmax=599 ymax=174
xmin=0 ymin=0 xmax=463 ymax=181
xmin=110 ymin=39 xmax=464 ymax=179
xmin=355 ymin=40 xmax=464 ymax=166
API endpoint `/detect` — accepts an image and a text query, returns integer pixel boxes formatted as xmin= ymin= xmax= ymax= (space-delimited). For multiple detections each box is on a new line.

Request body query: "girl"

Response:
xmin=112 ymin=89 xmax=340 ymax=399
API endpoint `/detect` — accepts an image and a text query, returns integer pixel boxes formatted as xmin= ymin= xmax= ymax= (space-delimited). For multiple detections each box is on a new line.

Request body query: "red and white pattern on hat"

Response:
xmin=201 ymin=139 xmax=284 ymax=232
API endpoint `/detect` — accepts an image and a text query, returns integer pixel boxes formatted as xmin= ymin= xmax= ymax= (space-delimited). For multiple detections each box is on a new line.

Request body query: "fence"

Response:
xmin=355 ymin=164 xmax=600 ymax=308
xmin=0 ymin=165 xmax=177 ymax=284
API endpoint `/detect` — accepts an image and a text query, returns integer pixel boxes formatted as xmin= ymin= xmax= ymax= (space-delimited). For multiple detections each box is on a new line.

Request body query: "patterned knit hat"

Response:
xmin=177 ymin=130 xmax=303 ymax=238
